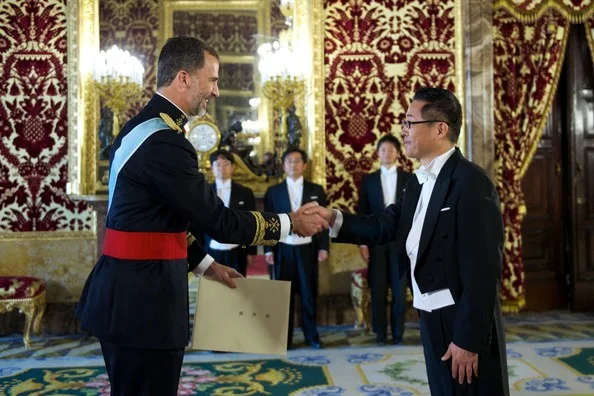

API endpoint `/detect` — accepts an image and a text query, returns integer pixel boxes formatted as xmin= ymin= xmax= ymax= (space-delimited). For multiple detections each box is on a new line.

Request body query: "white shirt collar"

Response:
xmin=216 ymin=179 xmax=232 ymax=190
xmin=418 ymin=147 xmax=456 ymax=179
xmin=155 ymin=92 xmax=188 ymax=119
xmin=380 ymin=165 xmax=397 ymax=175
xmin=286 ymin=176 xmax=304 ymax=187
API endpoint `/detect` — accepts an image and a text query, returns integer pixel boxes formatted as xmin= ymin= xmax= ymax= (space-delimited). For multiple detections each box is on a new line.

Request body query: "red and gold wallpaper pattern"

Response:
xmin=99 ymin=0 xmax=159 ymax=118
xmin=0 ymin=0 xmax=93 ymax=231
xmin=324 ymin=0 xmax=456 ymax=211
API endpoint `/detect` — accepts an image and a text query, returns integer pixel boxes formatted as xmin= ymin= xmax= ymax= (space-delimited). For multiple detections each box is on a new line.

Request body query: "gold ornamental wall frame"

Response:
xmin=160 ymin=0 xmax=272 ymax=163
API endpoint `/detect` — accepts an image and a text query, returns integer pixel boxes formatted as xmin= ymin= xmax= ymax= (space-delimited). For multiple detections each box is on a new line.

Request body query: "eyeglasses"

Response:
xmin=213 ymin=162 xmax=232 ymax=168
xmin=401 ymin=119 xmax=449 ymax=129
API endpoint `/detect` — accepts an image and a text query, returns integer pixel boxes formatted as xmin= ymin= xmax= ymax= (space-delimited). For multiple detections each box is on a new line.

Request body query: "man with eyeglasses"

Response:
xmin=264 ymin=147 xmax=329 ymax=349
xmin=200 ymin=149 xmax=257 ymax=276
xmin=307 ymin=87 xmax=509 ymax=395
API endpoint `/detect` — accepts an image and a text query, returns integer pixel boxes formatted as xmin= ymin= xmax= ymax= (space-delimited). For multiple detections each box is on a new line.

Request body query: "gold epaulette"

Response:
xmin=160 ymin=113 xmax=184 ymax=134
xmin=186 ymin=232 xmax=197 ymax=246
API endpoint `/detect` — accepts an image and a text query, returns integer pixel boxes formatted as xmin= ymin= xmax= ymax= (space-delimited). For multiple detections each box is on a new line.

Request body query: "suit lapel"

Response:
xmin=395 ymin=168 xmax=406 ymax=202
xmin=416 ymin=149 xmax=462 ymax=263
xmin=301 ymin=180 xmax=311 ymax=205
xmin=281 ymin=180 xmax=292 ymax=212
xmin=396 ymin=178 xmax=422 ymax=251
xmin=229 ymin=182 xmax=237 ymax=208
xmin=372 ymin=171 xmax=383 ymax=209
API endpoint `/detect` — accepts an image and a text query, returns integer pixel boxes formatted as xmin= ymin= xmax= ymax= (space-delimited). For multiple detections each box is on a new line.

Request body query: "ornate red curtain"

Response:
xmin=493 ymin=0 xmax=594 ymax=312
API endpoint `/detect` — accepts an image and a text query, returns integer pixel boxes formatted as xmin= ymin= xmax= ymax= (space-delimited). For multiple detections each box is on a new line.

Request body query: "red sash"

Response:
xmin=102 ymin=228 xmax=187 ymax=260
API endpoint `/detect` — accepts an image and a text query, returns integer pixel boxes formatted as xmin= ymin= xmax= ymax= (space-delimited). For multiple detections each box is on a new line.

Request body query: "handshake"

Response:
xmin=288 ymin=202 xmax=337 ymax=237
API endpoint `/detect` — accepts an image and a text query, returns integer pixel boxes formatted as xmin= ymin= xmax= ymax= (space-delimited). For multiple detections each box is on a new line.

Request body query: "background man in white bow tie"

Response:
xmin=199 ymin=149 xmax=257 ymax=276
xmin=357 ymin=134 xmax=412 ymax=345
xmin=308 ymin=88 xmax=509 ymax=395
xmin=264 ymin=148 xmax=329 ymax=349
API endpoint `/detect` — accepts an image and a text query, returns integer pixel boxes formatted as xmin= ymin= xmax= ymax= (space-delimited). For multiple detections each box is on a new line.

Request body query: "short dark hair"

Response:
xmin=376 ymin=134 xmax=399 ymax=151
xmin=157 ymin=36 xmax=220 ymax=88
xmin=412 ymin=87 xmax=462 ymax=143
xmin=282 ymin=148 xmax=308 ymax=163
xmin=210 ymin=149 xmax=234 ymax=165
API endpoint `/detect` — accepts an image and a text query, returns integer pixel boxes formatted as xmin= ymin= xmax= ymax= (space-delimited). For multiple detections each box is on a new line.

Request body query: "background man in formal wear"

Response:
xmin=308 ymin=88 xmax=509 ymax=395
xmin=264 ymin=148 xmax=329 ymax=349
xmin=358 ymin=134 xmax=412 ymax=345
xmin=76 ymin=37 xmax=327 ymax=396
xmin=202 ymin=149 xmax=257 ymax=276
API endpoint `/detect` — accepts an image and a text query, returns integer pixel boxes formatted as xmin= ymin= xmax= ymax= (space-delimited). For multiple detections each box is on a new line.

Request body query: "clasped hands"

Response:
xmin=288 ymin=202 xmax=334 ymax=237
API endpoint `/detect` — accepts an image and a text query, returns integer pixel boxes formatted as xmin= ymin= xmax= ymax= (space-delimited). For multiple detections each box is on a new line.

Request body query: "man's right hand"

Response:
xmin=302 ymin=205 xmax=336 ymax=227
xmin=204 ymin=261 xmax=243 ymax=288
xmin=265 ymin=254 xmax=274 ymax=266
xmin=359 ymin=246 xmax=370 ymax=263
xmin=290 ymin=202 xmax=329 ymax=237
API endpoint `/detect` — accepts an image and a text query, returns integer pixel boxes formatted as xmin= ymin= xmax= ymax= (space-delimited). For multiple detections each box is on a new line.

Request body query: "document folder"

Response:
xmin=190 ymin=277 xmax=291 ymax=356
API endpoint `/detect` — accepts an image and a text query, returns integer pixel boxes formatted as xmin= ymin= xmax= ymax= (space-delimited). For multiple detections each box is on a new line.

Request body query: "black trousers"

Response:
xmin=368 ymin=242 xmax=407 ymax=342
xmin=274 ymin=243 xmax=319 ymax=346
xmin=208 ymin=246 xmax=248 ymax=276
xmin=100 ymin=339 xmax=185 ymax=396
xmin=418 ymin=301 xmax=509 ymax=396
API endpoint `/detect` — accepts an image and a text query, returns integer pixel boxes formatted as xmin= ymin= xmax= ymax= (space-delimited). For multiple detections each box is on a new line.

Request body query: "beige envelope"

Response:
xmin=190 ymin=277 xmax=291 ymax=356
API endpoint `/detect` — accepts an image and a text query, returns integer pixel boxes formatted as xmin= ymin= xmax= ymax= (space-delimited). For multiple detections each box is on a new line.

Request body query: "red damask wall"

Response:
xmin=324 ymin=0 xmax=457 ymax=211
xmin=0 ymin=0 xmax=93 ymax=232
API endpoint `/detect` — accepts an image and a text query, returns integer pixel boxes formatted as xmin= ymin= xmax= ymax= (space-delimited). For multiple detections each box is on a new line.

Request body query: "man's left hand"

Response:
xmin=204 ymin=261 xmax=243 ymax=288
xmin=247 ymin=255 xmax=255 ymax=267
xmin=441 ymin=342 xmax=478 ymax=385
xmin=318 ymin=250 xmax=328 ymax=262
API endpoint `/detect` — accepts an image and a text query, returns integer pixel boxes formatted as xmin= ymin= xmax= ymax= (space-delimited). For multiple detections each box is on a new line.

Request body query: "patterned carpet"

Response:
xmin=1 ymin=312 xmax=594 ymax=394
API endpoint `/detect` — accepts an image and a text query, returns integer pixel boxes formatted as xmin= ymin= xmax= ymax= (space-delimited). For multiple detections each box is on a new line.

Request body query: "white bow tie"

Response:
xmin=415 ymin=169 xmax=436 ymax=184
xmin=217 ymin=183 xmax=231 ymax=190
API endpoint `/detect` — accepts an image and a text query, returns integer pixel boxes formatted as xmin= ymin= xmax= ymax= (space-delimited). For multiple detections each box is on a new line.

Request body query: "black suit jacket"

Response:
xmin=264 ymin=179 xmax=329 ymax=255
xmin=76 ymin=94 xmax=281 ymax=349
xmin=334 ymin=149 xmax=503 ymax=354
xmin=204 ymin=181 xmax=257 ymax=256
xmin=358 ymin=167 xmax=412 ymax=217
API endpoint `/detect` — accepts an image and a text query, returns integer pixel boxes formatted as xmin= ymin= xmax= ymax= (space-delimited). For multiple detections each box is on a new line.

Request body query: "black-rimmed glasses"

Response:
xmin=401 ymin=119 xmax=449 ymax=129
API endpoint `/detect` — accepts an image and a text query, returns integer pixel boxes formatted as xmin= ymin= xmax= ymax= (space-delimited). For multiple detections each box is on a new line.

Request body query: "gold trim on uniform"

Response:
xmin=186 ymin=232 xmax=197 ymax=246
xmin=266 ymin=217 xmax=280 ymax=233
xmin=160 ymin=113 xmax=184 ymax=134
xmin=249 ymin=212 xmax=278 ymax=246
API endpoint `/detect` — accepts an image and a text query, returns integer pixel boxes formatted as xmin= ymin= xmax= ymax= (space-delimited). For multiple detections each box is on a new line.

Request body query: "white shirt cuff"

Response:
xmin=265 ymin=252 xmax=274 ymax=256
xmin=329 ymin=210 xmax=344 ymax=238
xmin=192 ymin=254 xmax=215 ymax=276
xmin=278 ymin=213 xmax=290 ymax=242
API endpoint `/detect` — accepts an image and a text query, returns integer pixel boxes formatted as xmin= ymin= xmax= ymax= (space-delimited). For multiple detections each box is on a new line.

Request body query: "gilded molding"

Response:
xmin=67 ymin=0 xmax=100 ymax=196
xmin=0 ymin=231 xmax=96 ymax=241
xmin=494 ymin=0 xmax=594 ymax=23
xmin=311 ymin=0 xmax=326 ymax=189
xmin=454 ymin=0 xmax=466 ymax=156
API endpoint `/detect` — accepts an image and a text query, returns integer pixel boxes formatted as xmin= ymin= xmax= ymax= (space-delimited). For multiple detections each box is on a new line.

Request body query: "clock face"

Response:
xmin=188 ymin=122 xmax=219 ymax=152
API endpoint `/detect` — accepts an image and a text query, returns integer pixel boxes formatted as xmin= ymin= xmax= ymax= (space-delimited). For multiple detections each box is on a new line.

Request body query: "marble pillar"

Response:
xmin=463 ymin=0 xmax=495 ymax=180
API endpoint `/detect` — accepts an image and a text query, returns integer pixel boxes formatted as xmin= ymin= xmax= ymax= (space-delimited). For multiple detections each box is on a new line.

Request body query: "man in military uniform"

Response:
xmin=76 ymin=37 xmax=327 ymax=396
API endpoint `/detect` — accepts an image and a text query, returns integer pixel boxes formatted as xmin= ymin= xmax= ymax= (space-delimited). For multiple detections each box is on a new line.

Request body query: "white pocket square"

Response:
xmin=440 ymin=207 xmax=451 ymax=212
xmin=311 ymin=196 xmax=318 ymax=199
xmin=238 ymin=201 xmax=245 ymax=205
